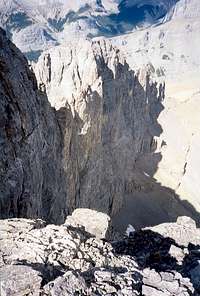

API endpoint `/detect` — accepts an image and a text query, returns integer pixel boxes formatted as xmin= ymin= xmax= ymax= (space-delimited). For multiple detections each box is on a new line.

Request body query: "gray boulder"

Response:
xmin=65 ymin=208 xmax=111 ymax=239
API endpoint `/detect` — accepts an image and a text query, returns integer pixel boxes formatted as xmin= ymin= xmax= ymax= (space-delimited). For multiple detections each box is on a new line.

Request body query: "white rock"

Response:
xmin=65 ymin=208 xmax=111 ymax=239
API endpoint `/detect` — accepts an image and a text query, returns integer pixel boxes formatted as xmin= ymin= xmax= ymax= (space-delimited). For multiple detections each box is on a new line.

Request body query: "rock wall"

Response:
xmin=0 ymin=28 xmax=71 ymax=223
xmin=0 ymin=29 xmax=165 ymax=224
xmin=34 ymin=39 xmax=165 ymax=217
xmin=1 ymin=27 xmax=198 ymax=230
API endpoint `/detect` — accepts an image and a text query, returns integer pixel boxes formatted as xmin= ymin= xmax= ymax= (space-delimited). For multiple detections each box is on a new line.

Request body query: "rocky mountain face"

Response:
xmin=0 ymin=28 xmax=70 ymax=223
xmin=34 ymin=38 xmax=167 ymax=219
xmin=0 ymin=27 xmax=168 ymax=225
xmin=34 ymin=35 xmax=200 ymax=230
xmin=1 ymin=18 xmax=199 ymax=230
xmin=1 ymin=212 xmax=200 ymax=295
xmin=1 ymin=2 xmax=200 ymax=294
xmin=111 ymin=0 xmax=200 ymax=227
xmin=1 ymin=1 xmax=200 ymax=230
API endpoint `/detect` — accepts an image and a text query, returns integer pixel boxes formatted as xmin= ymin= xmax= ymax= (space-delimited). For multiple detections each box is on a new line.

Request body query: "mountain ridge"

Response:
xmin=0 ymin=0 xmax=179 ymax=60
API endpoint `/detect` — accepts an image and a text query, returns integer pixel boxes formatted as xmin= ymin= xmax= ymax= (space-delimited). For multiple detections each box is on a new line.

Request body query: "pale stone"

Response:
xmin=65 ymin=208 xmax=110 ymax=239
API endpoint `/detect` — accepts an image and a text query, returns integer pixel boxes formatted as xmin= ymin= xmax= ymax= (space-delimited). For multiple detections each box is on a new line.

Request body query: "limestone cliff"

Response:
xmin=1 ymin=28 xmax=165 ymax=224
xmin=34 ymin=39 xmax=165 ymax=218
xmin=1 ymin=27 xmax=198 ymax=230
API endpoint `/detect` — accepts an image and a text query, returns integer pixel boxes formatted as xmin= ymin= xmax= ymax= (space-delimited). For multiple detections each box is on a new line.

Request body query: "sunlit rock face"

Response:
xmin=0 ymin=27 xmax=166 ymax=225
xmin=34 ymin=39 xmax=165 ymax=218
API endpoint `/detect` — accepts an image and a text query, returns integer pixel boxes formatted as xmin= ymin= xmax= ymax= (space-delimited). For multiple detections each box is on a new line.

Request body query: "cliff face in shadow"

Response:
xmin=1 ymin=29 xmax=200 ymax=229
xmin=35 ymin=38 xmax=200 ymax=228
xmin=34 ymin=39 xmax=166 ymax=221
xmin=0 ymin=29 xmax=70 ymax=223
xmin=72 ymin=57 xmax=165 ymax=218
xmin=112 ymin=150 xmax=200 ymax=231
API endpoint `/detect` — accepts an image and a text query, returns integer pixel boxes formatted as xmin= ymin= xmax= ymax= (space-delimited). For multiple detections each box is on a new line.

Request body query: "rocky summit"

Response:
xmin=0 ymin=211 xmax=200 ymax=296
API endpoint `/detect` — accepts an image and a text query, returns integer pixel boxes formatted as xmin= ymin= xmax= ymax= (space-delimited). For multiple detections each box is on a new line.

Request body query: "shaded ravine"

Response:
xmin=112 ymin=152 xmax=200 ymax=231
xmin=0 ymin=29 xmax=200 ymax=231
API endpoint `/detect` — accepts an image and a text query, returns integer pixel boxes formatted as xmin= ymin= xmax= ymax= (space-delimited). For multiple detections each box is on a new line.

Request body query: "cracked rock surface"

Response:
xmin=0 ymin=28 xmax=70 ymax=223
xmin=34 ymin=38 xmax=166 ymax=220
xmin=0 ymin=215 xmax=200 ymax=296
xmin=0 ymin=27 xmax=169 ymax=226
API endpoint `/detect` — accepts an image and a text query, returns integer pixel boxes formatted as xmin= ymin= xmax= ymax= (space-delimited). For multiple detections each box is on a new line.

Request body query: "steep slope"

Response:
xmin=0 ymin=27 xmax=169 ymax=227
xmin=111 ymin=0 xmax=200 ymax=220
xmin=1 ymin=20 xmax=199 ymax=229
xmin=0 ymin=28 xmax=71 ymax=223
xmin=34 ymin=38 xmax=200 ymax=229
xmin=34 ymin=39 xmax=166 ymax=219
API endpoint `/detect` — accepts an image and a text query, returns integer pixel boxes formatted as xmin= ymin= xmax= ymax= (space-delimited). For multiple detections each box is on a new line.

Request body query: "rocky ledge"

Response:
xmin=0 ymin=210 xmax=200 ymax=296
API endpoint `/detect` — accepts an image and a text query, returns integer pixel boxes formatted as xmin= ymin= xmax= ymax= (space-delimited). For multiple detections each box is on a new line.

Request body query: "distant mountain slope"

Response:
xmin=165 ymin=0 xmax=200 ymax=20
xmin=0 ymin=0 xmax=178 ymax=60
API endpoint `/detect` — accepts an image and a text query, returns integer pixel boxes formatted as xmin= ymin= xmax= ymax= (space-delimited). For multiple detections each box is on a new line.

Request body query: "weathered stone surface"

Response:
xmin=142 ymin=268 xmax=194 ymax=296
xmin=150 ymin=216 xmax=200 ymax=247
xmin=0 ymin=216 xmax=199 ymax=296
xmin=0 ymin=28 xmax=166 ymax=226
xmin=0 ymin=265 xmax=42 ymax=296
xmin=0 ymin=29 xmax=70 ymax=223
xmin=43 ymin=271 xmax=89 ymax=296
xmin=65 ymin=208 xmax=111 ymax=239
xmin=34 ymin=39 xmax=165 ymax=220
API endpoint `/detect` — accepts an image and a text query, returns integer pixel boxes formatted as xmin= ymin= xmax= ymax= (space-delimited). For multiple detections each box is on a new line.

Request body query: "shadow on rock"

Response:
xmin=113 ymin=229 xmax=200 ymax=295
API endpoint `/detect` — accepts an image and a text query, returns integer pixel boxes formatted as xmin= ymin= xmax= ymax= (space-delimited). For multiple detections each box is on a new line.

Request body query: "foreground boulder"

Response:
xmin=0 ymin=214 xmax=199 ymax=295
xmin=65 ymin=208 xmax=111 ymax=239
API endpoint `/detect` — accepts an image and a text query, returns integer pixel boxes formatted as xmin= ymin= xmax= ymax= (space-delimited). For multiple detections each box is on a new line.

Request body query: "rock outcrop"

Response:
xmin=0 ymin=28 xmax=70 ymax=223
xmin=0 ymin=214 xmax=200 ymax=295
xmin=0 ymin=27 xmax=166 ymax=225
xmin=34 ymin=39 xmax=165 ymax=218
